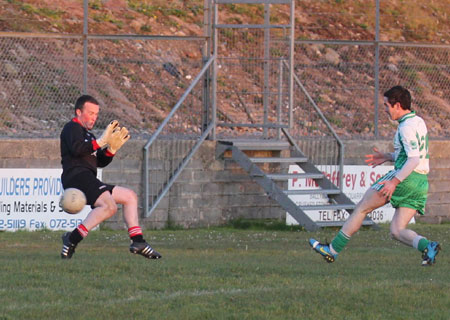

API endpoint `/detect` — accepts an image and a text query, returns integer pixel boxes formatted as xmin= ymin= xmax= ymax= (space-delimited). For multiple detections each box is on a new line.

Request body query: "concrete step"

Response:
xmin=267 ymin=173 xmax=324 ymax=180
xmin=283 ymin=189 xmax=341 ymax=195
xmin=230 ymin=140 xmax=290 ymax=151
xmin=249 ymin=157 xmax=308 ymax=163
xmin=316 ymin=219 xmax=375 ymax=227
xmin=298 ymin=204 xmax=356 ymax=211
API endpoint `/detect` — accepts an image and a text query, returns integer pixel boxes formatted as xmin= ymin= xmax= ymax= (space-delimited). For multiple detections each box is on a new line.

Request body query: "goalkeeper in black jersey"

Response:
xmin=60 ymin=95 xmax=161 ymax=260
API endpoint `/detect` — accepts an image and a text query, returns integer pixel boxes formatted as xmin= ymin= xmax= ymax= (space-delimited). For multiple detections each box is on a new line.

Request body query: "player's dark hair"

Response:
xmin=74 ymin=95 xmax=99 ymax=114
xmin=383 ymin=86 xmax=411 ymax=110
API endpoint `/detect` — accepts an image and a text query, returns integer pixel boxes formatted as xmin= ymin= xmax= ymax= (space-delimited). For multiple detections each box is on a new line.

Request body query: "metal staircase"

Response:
xmin=143 ymin=0 xmax=379 ymax=231
xmin=216 ymin=135 xmax=377 ymax=231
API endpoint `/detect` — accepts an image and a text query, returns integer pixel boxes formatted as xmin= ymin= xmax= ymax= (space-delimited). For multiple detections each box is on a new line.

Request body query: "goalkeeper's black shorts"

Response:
xmin=62 ymin=170 xmax=115 ymax=207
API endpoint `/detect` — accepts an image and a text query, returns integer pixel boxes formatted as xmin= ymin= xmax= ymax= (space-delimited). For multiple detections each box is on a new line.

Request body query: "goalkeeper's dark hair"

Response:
xmin=383 ymin=86 xmax=411 ymax=110
xmin=74 ymin=95 xmax=99 ymax=113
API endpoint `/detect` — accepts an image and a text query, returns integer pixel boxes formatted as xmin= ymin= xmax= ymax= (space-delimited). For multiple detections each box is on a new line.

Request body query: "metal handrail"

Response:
xmin=143 ymin=55 xmax=216 ymax=216
xmin=283 ymin=60 xmax=344 ymax=191
xmin=143 ymin=55 xmax=215 ymax=151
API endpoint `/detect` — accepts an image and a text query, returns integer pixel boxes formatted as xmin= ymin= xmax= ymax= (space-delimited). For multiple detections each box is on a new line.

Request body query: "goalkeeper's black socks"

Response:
xmin=69 ymin=224 xmax=89 ymax=245
xmin=128 ymin=226 xmax=145 ymax=243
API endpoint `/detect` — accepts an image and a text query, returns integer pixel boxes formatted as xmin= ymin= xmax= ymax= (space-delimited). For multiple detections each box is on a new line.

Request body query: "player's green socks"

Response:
xmin=413 ymin=236 xmax=429 ymax=252
xmin=330 ymin=230 xmax=351 ymax=254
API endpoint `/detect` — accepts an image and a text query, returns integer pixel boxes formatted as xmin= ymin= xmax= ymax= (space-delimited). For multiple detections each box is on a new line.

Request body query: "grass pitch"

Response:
xmin=0 ymin=223 xmax=449 ymax=319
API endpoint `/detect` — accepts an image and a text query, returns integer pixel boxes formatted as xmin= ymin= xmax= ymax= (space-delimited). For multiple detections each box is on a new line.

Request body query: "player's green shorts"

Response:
xmin=371 ymin=170 xmax=428 ymax=215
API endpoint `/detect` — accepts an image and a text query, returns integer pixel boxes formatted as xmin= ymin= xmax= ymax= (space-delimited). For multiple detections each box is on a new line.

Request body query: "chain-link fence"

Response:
xmin=1 ymin=0 xmax=449 ymax=139
xmin=296 ymin=0 xmax=449 ymax=44
xmin=0 ymin=35 xmax=205 ymax=138
xmin=85 ymin=38 xmax=205 ymax=135
xmin=214 ymin=26 xmax=292 ymax=140
xmin=1 ymin=36 xmax=83 ymax=137
xmin=293 ymin=41 xmax=450 ymax=139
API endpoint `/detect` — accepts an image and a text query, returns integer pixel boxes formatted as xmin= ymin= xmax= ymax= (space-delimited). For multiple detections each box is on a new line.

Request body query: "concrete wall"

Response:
xmin=0 ymin=139 xmax=448 ymax=229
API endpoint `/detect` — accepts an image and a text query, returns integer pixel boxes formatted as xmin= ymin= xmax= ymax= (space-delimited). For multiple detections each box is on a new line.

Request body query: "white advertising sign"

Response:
xmin=0 ymin=169 xmax=100 ymax=231
xmin=286 ymin=165 xmax=410 ymax=225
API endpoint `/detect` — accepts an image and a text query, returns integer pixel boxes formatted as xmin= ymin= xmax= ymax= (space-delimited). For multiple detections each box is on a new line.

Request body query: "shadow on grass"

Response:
xmin=225 ymin=218 xmax=306 ymax=232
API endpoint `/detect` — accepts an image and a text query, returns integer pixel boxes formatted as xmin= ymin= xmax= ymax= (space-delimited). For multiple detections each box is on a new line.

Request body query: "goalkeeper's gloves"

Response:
xmin=107 ymin=127 xmax=130 ymax=154
xmin=96 ymin=120 xmax=119 ymax=148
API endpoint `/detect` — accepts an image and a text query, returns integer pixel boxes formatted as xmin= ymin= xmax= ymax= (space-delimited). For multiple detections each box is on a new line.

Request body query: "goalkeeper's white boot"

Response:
xmin=130 ymin=241 xmax=162 ymax=259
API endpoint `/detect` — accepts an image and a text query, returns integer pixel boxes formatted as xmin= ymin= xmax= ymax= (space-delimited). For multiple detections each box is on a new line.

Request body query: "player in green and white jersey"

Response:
xmin=309 ymin=86 xmax=440 ymax=266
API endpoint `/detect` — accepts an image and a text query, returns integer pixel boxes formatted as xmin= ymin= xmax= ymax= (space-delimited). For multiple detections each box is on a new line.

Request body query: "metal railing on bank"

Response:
xmin=143 ymin=55 xmax=216 ymax=217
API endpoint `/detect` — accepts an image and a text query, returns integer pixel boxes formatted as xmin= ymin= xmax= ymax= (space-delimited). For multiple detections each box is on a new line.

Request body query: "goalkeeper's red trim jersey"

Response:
xmin=60 ymin=118 xmax=113 ymax=184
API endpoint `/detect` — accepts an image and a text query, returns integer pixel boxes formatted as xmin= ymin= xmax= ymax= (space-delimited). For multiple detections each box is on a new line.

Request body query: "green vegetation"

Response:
xmin=140 ymin=24 xmax=152 ymax=33
xmin=126 ymin=1 xmax=191 ymax=19
xmin=0 ymin=224 xmax=448 ymax=319
xmin=127 ymin=0 xmax=158 ymax=18
xmin=3 ymin=0 xmax=449 ymax=43
xmin=92 ymin=12 xmax=123 ymax=29
xmin=6 ymin=0 xmax=64 ymax=19
xmin=358 ymin=22 xmax=369 ymax=30
xmin=328 ymin=115 xmax=343 ymax=128
xmin=162 ymin=8 xmax=188 ymax=18
xmin=88 ymin=0 xmax=103 ymax=11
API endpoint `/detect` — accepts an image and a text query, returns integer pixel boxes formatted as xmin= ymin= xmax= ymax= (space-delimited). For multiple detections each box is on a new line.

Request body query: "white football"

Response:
xmin=60 ymin=188 xmax=87 ymax=214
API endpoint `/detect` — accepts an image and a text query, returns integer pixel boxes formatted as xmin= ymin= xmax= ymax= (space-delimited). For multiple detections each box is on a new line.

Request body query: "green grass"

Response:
xmin=0 ymin=224 xmax=449 ymax=319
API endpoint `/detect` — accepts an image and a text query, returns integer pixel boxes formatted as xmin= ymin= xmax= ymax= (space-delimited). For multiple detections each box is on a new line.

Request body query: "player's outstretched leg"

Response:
xmin=130 ymin=241 xmax=162 ymax=259
xmin=309 ymin=238 xmax=337 ymax=263
xmin=61 ymin=232 xmax=77 ymax=259
xmin=421 ymin=241 xmax=441 ymax=266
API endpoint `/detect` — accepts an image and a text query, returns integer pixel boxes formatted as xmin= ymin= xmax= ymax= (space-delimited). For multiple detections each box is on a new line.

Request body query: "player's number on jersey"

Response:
xmin=418 ymin=133 xmax=429 ymax=159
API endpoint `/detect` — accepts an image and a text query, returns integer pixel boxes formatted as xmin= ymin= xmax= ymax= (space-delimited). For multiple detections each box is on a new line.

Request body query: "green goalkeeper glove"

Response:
xmin=96 ymin=120 xmax=119 ymax=148
xmin=107 ymin=127 xmax=130 ymax=154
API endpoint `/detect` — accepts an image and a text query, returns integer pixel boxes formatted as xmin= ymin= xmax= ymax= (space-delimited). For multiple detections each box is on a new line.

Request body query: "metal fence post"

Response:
xmin=211 ymin=1 xmax=218 ymax=140
xmin=202 ymin=0 xmax=212 ymax=134
xmin=289 ymin=0 xmax=294 ymax=129
xmin=263 ymin=3 xmax=270 ymax=138
xmin=277 ymin=59 xmax=283 ymax=139
xmin=374 ymin=0 xmax=380 ymax=138
xmin=83 ymin=0 xmax=88 ymax=94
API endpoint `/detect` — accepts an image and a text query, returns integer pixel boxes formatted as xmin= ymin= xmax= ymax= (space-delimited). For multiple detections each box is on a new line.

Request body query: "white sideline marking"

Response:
xmin=4 ymin=286 xmax=291 ymax=311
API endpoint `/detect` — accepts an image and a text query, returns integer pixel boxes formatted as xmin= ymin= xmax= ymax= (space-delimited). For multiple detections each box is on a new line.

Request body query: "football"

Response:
xmin=60 ymin=188 xmax=87 ymax=214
